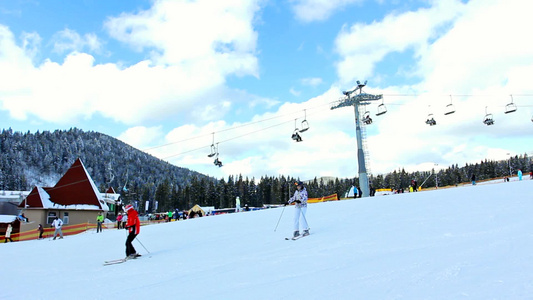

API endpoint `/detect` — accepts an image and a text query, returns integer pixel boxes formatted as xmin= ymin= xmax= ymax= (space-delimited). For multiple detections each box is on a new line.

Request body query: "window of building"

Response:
xmin=47 ymin=212 xmax=57 ymax=224
xmin=63 ymin=212 xmax=69 ymax=225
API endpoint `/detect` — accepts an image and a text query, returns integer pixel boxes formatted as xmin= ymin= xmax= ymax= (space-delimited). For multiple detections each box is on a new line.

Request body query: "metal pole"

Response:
xmin=274 ymin=205 xmax=286 ymax=232
xmin=354 ymin=92 xmax=369 ymax=197
xmin=135 ymin=237 xmax=150 ymax=254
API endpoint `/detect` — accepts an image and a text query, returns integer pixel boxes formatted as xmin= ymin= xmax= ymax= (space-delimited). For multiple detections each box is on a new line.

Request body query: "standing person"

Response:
xmin=471 ymin=174 xmax=476 ymax=185
xmin=235 ymin=196 xmax=241 ymax=212
xmin=124 ymin=204 xmax=141 ymax=259
xmin=38 ymin=224 xmax=44 ymax=239
xmin=116 ymin=213 xmax=123 ymax=229
xmin=517 ymin=169 xmax=523 ymax=181
xmin=411 ymin=179 xmax=418 ymax=192
xmin=51 ymin=216 xmax=64 ymax=240
xmin=96 ymin=212 xmax=104 ymax=233
xmin=122 ymin=213 xmax=128 ymax=230
xmin=4 ymin=223 xmax=13 ymax=243
xmin=286 ymin=181 xmax=310 ymax=238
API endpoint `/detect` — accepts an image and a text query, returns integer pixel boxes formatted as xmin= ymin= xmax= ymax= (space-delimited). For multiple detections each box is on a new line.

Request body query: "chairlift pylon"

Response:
xmin=299 ymin=109 xmax=310 ymax=133
xmin=444 ymin=95 xmax=456 ymax=115
xmin=376 ymin=99 xmax=387 ymax=116
xmin=483 ymin=106 xmax=494 ymax=126
xmin=505 ymin=95 xmax=517 ymax=114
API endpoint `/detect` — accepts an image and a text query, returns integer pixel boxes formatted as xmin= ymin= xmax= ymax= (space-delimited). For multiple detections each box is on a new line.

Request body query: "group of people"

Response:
xmin=116 ymin=212 xmax=128 ymax=230
xmin=4 ymin=182 xmax=309 ymax=259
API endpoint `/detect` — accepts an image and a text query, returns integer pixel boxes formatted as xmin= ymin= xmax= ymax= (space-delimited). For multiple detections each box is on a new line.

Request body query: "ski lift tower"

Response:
xmin=331 ymin=81 xmax=383 ymax=197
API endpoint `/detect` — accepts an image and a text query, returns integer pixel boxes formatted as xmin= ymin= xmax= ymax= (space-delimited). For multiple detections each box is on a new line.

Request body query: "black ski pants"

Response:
xmin=125 ymin=232 xmax=137 ymax=256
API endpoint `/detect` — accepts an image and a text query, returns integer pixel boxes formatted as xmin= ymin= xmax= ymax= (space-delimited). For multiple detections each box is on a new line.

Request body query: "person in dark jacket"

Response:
xmin=38 ymin=224 xmax=44 ymax=239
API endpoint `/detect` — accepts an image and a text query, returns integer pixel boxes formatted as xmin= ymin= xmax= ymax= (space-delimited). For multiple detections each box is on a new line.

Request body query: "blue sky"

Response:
xmin=1 ymin=0 xmax=532 ymax=181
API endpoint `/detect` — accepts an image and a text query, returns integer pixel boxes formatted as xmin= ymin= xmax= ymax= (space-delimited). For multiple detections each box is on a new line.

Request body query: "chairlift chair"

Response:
xmin=299 ymin=109 xmax=310 ymax=133
xmin=444 ymin=95 xmax=456 ymax=115
xmin=505 ymin=95 xmax=517 ymax=114
xmin=207 ymin=133 xmax=217 ymax=157
xmin=483 ymin=106 xmax=494 ymax=126
xmin=291 ymin=130 xmax=303 ymax=142
xmin=362 ymin=111 xmax=373 ymax=125
xmin=214 ymin=157 xmax=223 ymax=167
xmin=483 ymin=114 xmax=495 ymax=126
xmin=425 ymin=116 xmax=437 ymax=126
xmin=207 ymin=144 xmax=216 ymax=157
xmin=376 ymin=100 xmax=387 ymax=116
xmin=291 ymin=119 xmax=303 ymax=142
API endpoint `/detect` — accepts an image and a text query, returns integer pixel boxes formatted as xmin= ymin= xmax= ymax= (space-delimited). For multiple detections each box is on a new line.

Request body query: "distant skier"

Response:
xmin=4 ymin=223 xmax=13 ymax=242
xmin=235 ymin=196 xmax=241 ymax=212
xmin=96 ymin=212 xmax=104 ymax=233
xmin=124 ymin=204 xmax=141 ymax=259
xmin=116 ymin=213 xmax=123 ymax=229
xmin=286 ymin=181 xmax=309 ymax=238
xmin=471 ymin=174 xmax=476 ymax=185
xmin=51 ymin=216 xmax=64 ymax=240
xmin=38 ymin=224 xmax=44 ymax=239
xmin=517 ymin=169 xmax=523 ymax=181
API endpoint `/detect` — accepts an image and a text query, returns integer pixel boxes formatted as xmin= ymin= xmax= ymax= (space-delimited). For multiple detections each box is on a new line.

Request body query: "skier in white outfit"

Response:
xmin=287 ymin=181 xmax=309 ymax=238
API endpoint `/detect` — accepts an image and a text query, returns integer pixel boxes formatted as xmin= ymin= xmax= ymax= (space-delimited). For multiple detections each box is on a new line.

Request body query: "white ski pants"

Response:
xmin=293 ymin=205 xmax=308 ymax=232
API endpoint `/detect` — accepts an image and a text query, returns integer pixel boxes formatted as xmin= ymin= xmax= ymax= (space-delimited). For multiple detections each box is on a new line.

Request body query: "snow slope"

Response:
xmin=2 ymin=179 xmax=533 ymax=300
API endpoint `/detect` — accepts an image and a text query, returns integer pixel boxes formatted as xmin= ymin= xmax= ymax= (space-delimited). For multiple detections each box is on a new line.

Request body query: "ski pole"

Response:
xmin=274 ymin=205 xmax=286 ymax=232
xmin=135 ymin=237 xmax=150 ymax=254
xmin=300 ymin=206 xmax=309 ymax=229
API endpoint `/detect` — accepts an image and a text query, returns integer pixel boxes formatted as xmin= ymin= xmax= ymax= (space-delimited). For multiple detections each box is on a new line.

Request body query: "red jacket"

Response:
xmin=126 ymin=209 xmax=140 ymax=235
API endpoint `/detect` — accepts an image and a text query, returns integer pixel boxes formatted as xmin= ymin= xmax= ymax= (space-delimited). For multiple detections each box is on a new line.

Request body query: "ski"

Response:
xmin=285 ymin=234 xmax=308 ymax=240
xmin=103 ymin=254 xmax=141 ymax=266
xmin=103 ymin=259 xmax=126 ymax=265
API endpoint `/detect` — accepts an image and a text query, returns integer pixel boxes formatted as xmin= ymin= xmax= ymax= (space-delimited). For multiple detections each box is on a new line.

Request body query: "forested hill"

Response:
xmin=0 ymin=128 xmax=210 ymax=192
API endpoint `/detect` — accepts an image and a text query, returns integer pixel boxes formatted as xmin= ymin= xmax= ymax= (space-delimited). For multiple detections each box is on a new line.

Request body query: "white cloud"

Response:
xmin=0 ymin=1 xmax=264 ymax=126
xmin=301 ymin=77 xmax=323 ymax=87
xmin=335 ymin=0 xmax=466 ymax=85
xmin=289 ymin=0 xmax=363 ymax=23
xmin=104 ymin=0 xmax=260 ymax=77
xmin=118 ymin=126 xmax=164 ymax=149
xmin=289 ymin=88 xmax=301 ymax=96
xmin=51 ymin=28 xmax=103 ymax=54
xmin=120 ymin=0 xmax=519 ymax=180
xmin=332 ymin=0 xmax=533 ymax=176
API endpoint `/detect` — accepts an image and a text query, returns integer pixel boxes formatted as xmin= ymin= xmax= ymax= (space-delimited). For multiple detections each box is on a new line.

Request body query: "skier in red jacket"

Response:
xmin=124 ymin=204 xmax=141 ymax=259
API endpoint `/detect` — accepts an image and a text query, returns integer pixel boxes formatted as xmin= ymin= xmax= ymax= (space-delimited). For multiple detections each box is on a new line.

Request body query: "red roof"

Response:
xmin=20 ymin=158 xmax=104 ymax=209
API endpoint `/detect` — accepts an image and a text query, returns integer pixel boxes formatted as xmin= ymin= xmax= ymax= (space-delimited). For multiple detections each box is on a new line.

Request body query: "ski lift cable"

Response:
xmin=156 ymin=92 xmax=533 ymax=160
xmin=161 ymin=118 xmax=295 ymax=160
xmin=144 ymin=102 xmax=330 ymax=152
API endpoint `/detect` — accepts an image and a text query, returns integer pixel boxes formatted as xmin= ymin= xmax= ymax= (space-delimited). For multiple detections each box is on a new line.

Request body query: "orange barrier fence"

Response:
xmin=308 ymin=193 xmax=338 ymax=203
xmin=9 ymin=222 xmax=97 ymax=242
xmin=6 ymin=219 xmax=173 ymax=242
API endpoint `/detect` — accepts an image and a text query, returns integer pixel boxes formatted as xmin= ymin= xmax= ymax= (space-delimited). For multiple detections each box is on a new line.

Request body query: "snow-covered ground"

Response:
xmin=2 ymin=178 xmax=533 ymax=300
